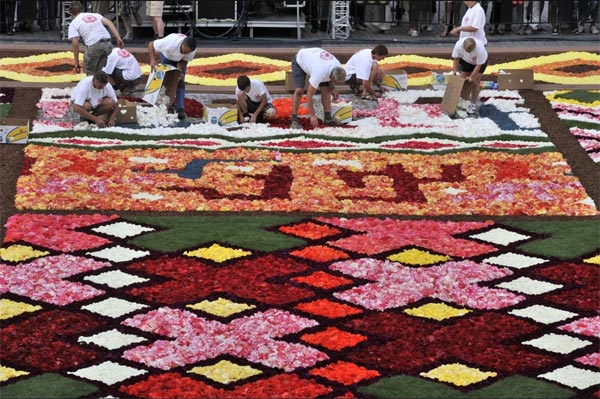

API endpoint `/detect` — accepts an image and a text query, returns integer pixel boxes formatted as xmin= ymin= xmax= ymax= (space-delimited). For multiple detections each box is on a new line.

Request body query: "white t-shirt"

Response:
xmin=296 ymin=48 xmax=342 ymax=89
xmin=68 ymin=13 xmax=110 ymax=46
xmin=71 ymin=76 xmax=117 ymax=108
xmin=102 ymin=48 xmax=142 ymax=81
xmin=235 ymin=79 xmax=273 ymax=103
xmin=460 ymin=3 xmax=487 ymax=45
xmin=344 ymin=49 xmax=375 ymax=81
xmin=452 ymin=38 xmax=488 ymax=65
xmin=154 ymin=33 xmax=196 ymax=62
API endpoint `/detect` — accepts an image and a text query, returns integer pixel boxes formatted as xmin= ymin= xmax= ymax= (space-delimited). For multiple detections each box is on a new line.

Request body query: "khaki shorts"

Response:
xmin=146 ymin=1 xmax=164 ymax=17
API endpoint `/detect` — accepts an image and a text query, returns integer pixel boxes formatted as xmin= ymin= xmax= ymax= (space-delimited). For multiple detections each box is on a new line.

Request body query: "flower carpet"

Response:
xmin=1 ymin=214 xmax=599 ymax=398
xmin=0 ymin=51 xmax=599 ymax=86
xmin=1 ymin=47 xmax=600 ymax=399
xmin=545 ymin=90 xmax=600 ymax=163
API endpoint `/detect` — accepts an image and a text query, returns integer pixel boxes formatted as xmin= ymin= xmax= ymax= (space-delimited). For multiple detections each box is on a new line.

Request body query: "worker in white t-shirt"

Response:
xmin=67 ymin=1 xmax=124 ymax=75
xmin=235 ymin=75 xmax=277 ymax=124
xmin=290 ymin=48 xmax=347 ymax=129
xmin=450 ymin=1 xmax=487 ymax=46
xmin=70 ymin=71 xmax=118 ymax=128
xmin=148 ymin=33 xmax=197 ymax=120
xmin=344 ymin=44 xmax=389 ymax=100
xmin=102 ymin=48 xmax=142 ymax=96
xmin=452 ymin=37 xmax=488 ymax=115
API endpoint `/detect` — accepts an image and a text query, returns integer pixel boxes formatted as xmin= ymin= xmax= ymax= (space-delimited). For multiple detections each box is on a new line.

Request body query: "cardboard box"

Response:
xmin=431 ymin=71 xmax=452 ymax=90
xmin=497 ymin=69 xmax=534 ymax=90
xmin=330 ymin=103 xmax=353 ymax=124
xmin=0 ymin=119 xmax=29 ymax=144
xmin=285 ymin=71 xmax=309 ymax=92
xmin=203 ymin=103 xmax=238 ymax=126
xmin=441 ymin=75 xmax=474 ymax=116
xmin=143 ymin=64 xmax=181 ymax=106
xmin=116 ymin=99 xmax=137 ymax=124
xmin=380 ymin=70 xmax=408 ymax=91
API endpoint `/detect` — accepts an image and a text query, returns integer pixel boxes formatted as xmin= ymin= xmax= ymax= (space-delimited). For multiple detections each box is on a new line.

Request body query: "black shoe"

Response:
xmin=177 ymin=110 xmax=186 ymax=120
xmin=311 ymin=23 xmax=318 ymax=33
xmin=323 ymin=119 xmax=338 ymax=126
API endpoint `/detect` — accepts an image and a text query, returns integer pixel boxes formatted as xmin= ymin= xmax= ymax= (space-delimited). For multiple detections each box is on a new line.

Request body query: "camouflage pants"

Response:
xmin=83 ymin=40 xmax=113 ymax=75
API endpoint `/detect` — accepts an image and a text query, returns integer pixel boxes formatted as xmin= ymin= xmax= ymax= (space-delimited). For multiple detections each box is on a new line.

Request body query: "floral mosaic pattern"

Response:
xmin=545 ymin=90 xmax=600 ymax=163
xmin=1 ymin=215 xmax=598 ymax=398
xmin=15 ymin=145 xmax=596 ymax=215
xmin=1 ymin=51 xmax=598 ymax=85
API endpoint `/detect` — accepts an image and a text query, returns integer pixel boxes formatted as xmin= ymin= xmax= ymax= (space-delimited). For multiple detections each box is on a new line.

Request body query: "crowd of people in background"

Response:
xmin=1 ymin=1 xmax=598 ymax=38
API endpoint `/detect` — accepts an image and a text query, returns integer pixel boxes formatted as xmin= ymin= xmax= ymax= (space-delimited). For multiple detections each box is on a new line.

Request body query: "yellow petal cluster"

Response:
xmin=421 ymin=363 xmax=497 ymax=386
xmin=0 ymin=299 xmax=42 ymax=320
xmin=187 ymin=297 xmax=256 ymax=317
xmin=189 ymin=360 xmax=262 ymax=384
xmin=184 ymin=243 xmax=252 ymax=263
xmin=0 ymin=365 xmax=29 ymax=382
xmin=0 ymin=244 xmax=49 ymax=262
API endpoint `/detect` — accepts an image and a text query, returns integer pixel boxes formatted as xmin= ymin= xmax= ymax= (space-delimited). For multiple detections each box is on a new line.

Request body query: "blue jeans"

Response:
xmin=159 ymin=53 xmax=187 ymax=112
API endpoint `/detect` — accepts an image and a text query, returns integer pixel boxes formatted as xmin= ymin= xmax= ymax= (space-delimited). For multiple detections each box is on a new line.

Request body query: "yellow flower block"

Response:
xmin=545 ymin=90 xmax=600 ymax=107
xmin=184 ymin=244 xmax=251 ymax=263
xmin=189 ymin=360 xmax=262 ymax=384
xmin=421 ymin=363 xmax=497 ymax=386
xmin=0 ymin=299 xmax=43 ymax=320
xmin=187 ymin=297 xmax=256 ymax=317
xmin=404 ymin=302 xmax=471 ymax=321
xmin=0 ymin=365 xmax=29 ymax=382
xmin=387 ymin=248 xmax=451 ymax=266
xmin=583 ymin=254 xmax=600 ymax=265
xmin=0 ymin=245 xmax=49 ymax=262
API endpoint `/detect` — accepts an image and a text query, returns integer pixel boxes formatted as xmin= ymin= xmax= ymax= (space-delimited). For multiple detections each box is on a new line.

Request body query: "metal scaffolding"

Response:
xmin=330 ymin=1 xmax=351 ymax=40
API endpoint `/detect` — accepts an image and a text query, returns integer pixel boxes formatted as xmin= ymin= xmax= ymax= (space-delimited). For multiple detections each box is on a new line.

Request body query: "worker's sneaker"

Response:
xmin=290 ymin=121 xmax=302 ymax=129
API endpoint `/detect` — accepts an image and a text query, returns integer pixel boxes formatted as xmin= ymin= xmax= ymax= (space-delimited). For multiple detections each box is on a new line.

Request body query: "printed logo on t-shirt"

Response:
xmin=83 ymin=15 xmax=97 ymax=23
xmin=319 ymin=51 xmax=334 ymax=60
xmin=118 ymin=49 xmax=131 ymax=58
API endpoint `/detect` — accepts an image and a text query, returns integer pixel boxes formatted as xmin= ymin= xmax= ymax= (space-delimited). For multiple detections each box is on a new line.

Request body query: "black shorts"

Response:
xmin=246 ymin=101 xmax=274 ymax=122
xmin=111 ymin=67 xmax=141 ymax=91
xmin=459 ymin=58 xmax=487 ymax=74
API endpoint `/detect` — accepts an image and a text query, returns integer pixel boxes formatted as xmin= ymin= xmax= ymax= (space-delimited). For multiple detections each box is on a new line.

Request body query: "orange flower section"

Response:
xmin=301 ymin=327 xmax=367 ymax=351
xmin=15 ymin=146 xmax=597 ymax=216
xmin=530 ymin=59 xmax=600 ymax=77
xmin=309 ymin=361 xmax=380 ymax=385
xmin=292 ymin=271 xmax=354 ymax=290
xmin=186 ymin=61 xmax=284 ymax=80
xmin=279 ymin=222 xmax=341 ymax=240
xmin=290 ymin=245 xmax=350 ymax=263
xmin=295 ymin=299 xmax=363 ymax=318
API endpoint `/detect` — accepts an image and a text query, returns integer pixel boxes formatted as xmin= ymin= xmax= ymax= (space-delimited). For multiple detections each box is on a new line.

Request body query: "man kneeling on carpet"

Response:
xmin=235 ymin=75 xmax=277 ymax=124
xmin=71 ymin=71 xmax=118 ymax=128
xmin=344 ymin=44 xmax=389 ymax=100
xmin=102 ymin=48 xmax=142 ymax=96
xmin=452 ymin=37 xmax=488 ymax=115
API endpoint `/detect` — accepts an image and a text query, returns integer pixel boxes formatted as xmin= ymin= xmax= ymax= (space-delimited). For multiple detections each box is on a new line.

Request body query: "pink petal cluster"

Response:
xmin=330 ymin=258 xmax=524 ymax=311
xmin=36 ymin=100 xmax=70 ymax=118
xmin=559 ymin=316 xmax=600 ymax=338
xmin=122 ymin=307 xmax=327 ymax=371
xmin=3 ymin=214 xmax=118 ymax=251
xmin=0 ymin=254 xmax=109 ymax=305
